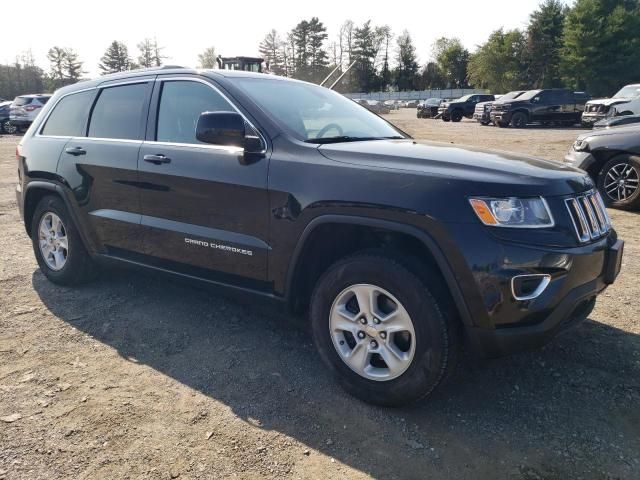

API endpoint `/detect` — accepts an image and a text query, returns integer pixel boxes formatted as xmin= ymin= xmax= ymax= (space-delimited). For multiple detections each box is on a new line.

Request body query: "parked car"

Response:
xmin=416 ymin=98 xmax=442 ymax=118
xmin=565 ymin=124 xmax=640 ymax=209
xmin=491 ymin=89 xmax=590 ymax=128
xmin=473 ymin=91 xmax=526 ymax=125
xmin=9 ymin=94 xmax=52 ymax=131
xmin=582 ymin=84 xmax=640 ymax=127
xmin=404 ymin=100 xmax=419 ymax=108
xmin=0 ymin=101 xmax=18 ymax=134
xmin=383 ymin=100 xmax=400 ymax=110
xmin=593 ymin=114 xmax=640 ymax=130
xmin=16 ymin=67 xmax=623 ymax=407
xmin=438 ymin=94 xmax=495 ymax=122
xmin=353 ymin=99 xmax=391 ymax=115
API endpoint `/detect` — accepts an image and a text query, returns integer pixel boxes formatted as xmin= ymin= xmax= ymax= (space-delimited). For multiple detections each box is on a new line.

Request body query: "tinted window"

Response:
xmin=156 ymin=81 xmax=234 ymax=144
xmin=89 ymin=83 xmax=148 ymax=140
xmin=38 ymin=96 xmax=51 ymax=105
xmin=41 ymin=90 xmax=95 ymax=137
xmin=14 ymin=97 xmax=33 ymax=106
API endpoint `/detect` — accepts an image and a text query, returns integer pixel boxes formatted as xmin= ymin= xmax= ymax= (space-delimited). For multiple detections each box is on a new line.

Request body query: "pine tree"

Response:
xmin=47 ymin=47 xmax=66 ymax=83
xmin=138 ymin=38 xmax=165 ymax=68
xmin=394 ymin=30 xmax=419 ymax=91
xmin=99 ymin=41 xmax=134 ymax=75
xmin=63 ymin=48 xmax=83 ymax=81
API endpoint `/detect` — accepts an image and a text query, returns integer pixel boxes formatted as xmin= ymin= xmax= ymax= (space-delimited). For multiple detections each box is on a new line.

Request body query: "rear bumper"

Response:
xmin=466 ymin=238 xmax=624 ymax=358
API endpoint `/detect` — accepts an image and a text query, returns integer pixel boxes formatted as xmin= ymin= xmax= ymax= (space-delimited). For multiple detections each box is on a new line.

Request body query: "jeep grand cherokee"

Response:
xmin=15 ymin=67 xmax=624 ymax=407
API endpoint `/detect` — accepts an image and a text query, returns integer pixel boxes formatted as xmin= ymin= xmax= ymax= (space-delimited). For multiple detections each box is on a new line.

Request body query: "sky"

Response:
xmin=1 ymin=0 xmax=568 ymax=77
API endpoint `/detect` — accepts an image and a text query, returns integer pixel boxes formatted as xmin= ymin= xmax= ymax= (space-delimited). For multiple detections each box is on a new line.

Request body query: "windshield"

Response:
xmin=614 ymin=85 xmax=640 ymax=98
xmin=234 ymin=78 xmax=404 ymax=142
xmin=454 ymin=95 xmax=472 ymax=102
xmin=501 ymin=91 xmax=524 ymax=100
xmin=425 ymin=98 xmax=440 ymax=105
xmin=513 ymin=90 xmax=540 ymax=101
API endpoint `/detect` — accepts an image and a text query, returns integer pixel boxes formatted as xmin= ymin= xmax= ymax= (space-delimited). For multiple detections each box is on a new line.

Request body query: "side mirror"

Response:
xmin=196 ymin=111 xmax=245 ymax=147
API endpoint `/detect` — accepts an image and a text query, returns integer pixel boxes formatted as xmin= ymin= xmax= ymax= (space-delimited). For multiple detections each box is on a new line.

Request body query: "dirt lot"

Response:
xmin=1 ymin=109 xmax=638 ymax=480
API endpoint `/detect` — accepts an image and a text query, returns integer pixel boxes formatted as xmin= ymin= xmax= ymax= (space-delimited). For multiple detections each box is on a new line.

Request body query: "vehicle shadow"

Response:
xmin=32 ymin=267 xmax=640 ymax=479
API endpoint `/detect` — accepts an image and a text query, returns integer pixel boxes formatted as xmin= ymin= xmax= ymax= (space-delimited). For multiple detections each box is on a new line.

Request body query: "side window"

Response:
xmin=88 ymin=83 xmax=148 ymax=140
xmin=157 ymin=81 xmax=234 ymax=144
xmin=41 ymin=90 xmax=95 ymax=137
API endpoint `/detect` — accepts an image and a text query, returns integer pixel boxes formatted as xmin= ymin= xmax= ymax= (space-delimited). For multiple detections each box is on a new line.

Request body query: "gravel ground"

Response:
xmin=0 ymin=110 xmax=638 ymax=480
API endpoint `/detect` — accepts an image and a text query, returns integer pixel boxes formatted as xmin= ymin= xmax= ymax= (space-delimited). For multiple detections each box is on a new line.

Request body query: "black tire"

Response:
xmin=597 ymin=155 xmax=640 ymax=210
xmin=480 ymin=121 xmax=490 ymax=126
xmin=442 ymin=115 xmax=451 ymax=122
xmin=510 ymin=112 xmax=528 ymax=128
xmin=451 ymin=110 xmax=463 ymax=122
xmin=31 ymin=195 xmax=96 ymax=285
xmin=496 ymin=121 xmax=508 ymax=128
xmin=310 ymin=252 xmax=459 ymax=407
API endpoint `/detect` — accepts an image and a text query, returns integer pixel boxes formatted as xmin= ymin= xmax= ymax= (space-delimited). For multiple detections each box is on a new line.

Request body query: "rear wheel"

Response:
xmin=310 ymin=253 xmax=459 ymax=407
xmin=510 ymin=112 xmax=528 ymax=128
xmin=442 ymin=114 xmax=451 ymax=122
xmin=597 ymin=155 xmax=640 ymax=210
xmin=496 ymin=121 xmax=508 ymax=128
xmin=31 ymin=195 xmax=96 ymax=285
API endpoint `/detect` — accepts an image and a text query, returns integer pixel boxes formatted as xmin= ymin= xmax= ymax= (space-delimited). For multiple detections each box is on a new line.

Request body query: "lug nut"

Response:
xmin=357 ymin=331 xmax=365 ymax=339
xmin=380 ymin=332 xmax=387 ymax=339
xmin=373 ymin=318 xmax=380 ymax=324
xmin=370 ymin=340 xmax=378 ymax=349
xmin=360 ymin=317 xmax=367 ymax=325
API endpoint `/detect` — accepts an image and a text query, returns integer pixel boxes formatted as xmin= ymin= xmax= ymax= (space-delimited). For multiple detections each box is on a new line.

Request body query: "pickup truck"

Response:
xmin=490 ymin=89 xmax=590 ymax=128
xmin=438 ymin=94 xmax=495 ymax=122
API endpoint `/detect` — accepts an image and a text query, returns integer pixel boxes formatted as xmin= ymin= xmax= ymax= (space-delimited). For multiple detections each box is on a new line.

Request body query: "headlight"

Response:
xmin=469 ymin=197 xmax=554 ymax=228
xmin=573 ymin=140 xmax=590 ymax=152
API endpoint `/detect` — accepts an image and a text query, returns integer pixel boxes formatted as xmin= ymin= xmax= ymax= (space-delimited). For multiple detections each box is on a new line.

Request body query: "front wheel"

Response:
xmin=510 ymin=112 xmax=528 ymax=128
xmin=31 ymin=195 xmax=96 ymax=285
xmin=451 ymin=110 xmax=463 ymax=122
xmin=310 ymin=253 xmax=459 ymax=407
xmin=597 ymin=155 xmax=640 ymax=210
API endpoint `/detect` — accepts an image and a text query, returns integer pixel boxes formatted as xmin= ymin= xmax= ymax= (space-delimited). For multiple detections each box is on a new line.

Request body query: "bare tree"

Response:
xmin=197 ymin=47 xmax=217 ymax=69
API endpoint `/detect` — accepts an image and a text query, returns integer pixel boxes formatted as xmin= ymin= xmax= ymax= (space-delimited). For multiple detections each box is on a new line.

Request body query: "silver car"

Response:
xmin=9 ymin=94 xmax=52 ymax=131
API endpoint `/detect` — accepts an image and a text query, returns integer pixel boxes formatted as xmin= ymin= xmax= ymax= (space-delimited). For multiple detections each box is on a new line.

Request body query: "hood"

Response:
xmin=586 ymin=97 xmax=632 ymax=107
xmin=577 ymin=123 xmax=640 ymax=141
xmin=318 ymin=139 xmax=592 ymax=197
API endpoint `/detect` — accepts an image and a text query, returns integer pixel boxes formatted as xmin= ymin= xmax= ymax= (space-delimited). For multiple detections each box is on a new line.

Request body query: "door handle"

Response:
xmin=65 ymin=147 xmax=86 ymax=156
xmin=143 ymin=154 xmax=171 ymax=165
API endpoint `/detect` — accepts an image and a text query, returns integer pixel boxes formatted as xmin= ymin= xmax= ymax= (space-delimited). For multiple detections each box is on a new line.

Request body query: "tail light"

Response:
xmin=16 ymin=144 xmax=23 ymax=161
xmin=24 ymin=105 xmax=41 ymax=112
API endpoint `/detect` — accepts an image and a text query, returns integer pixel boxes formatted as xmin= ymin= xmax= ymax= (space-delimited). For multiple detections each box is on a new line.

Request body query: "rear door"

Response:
xmin=137 ymin=76 xmax=270 ymax=284
xmin=60 ymin=79 xmax=153 ymax=254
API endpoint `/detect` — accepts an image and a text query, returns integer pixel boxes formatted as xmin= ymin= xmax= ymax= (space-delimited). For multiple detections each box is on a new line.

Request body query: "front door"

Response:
xmin=137 ymin=77 xmax=270 ymax=284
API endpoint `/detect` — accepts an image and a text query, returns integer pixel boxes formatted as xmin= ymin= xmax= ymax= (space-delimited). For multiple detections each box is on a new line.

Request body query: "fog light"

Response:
xmin=511 ymin=274 xmax=551 ymax=301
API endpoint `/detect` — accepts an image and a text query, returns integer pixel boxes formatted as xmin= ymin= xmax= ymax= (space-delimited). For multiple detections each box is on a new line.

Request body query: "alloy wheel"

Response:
xmin=329 ymin=284 xmax=416 ymax=381
xmin=604 ymin=163 xmax=639 ymax=202
xmin=38 ymin=212 xmax=69 ymax=271
xmin=3 ymin=120 xmax=17 ymax=135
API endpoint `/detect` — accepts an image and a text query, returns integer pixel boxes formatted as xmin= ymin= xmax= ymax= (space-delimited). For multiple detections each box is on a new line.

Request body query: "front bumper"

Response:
xmin=490 ymin=110 xmax=512 ymax=124
xmin=581 ymin=112 xmax=608 ymax=126
xmin=473 ymin=111 xmax=490 ymax=123
xmin=564 ymin=149 xmax=596 ymax=171
xmin=449 ymin=221 xmax=623 ymax=358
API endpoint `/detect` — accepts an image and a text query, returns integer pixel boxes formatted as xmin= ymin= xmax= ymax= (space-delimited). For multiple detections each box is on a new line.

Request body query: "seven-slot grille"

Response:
xmin=565 ymin=191 xmax=611 ymax=243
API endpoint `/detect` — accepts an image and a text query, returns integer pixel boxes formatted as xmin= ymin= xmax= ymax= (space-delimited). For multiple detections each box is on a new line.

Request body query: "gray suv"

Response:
xmin=565 ymin=125 xmax=640 ymax=209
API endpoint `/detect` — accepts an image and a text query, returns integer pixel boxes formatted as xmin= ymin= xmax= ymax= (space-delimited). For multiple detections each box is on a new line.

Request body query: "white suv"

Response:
xmin=582 ymin=84 xmax=640 ymax=127
xmin=9 ymin=94 xmax=52 ymax=131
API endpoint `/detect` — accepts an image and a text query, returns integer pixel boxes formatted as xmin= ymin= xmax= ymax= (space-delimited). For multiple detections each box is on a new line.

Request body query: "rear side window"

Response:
xmin=41 ymin=90 xmax=95 ymax=137
xmin=156 ymin=81 xmax=234 ymax=144
xmin=89 ymin=83 xmax=148 ymax=140
xmin=14 ymin=97 xmax=33 ymax=106
xmin=38 ymin=96 xmax=51 ymax=105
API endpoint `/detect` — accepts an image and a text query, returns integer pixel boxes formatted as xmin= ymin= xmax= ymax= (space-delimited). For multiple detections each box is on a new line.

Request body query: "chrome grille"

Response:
xmin=565 ymin=191 xmax=611 ymax=242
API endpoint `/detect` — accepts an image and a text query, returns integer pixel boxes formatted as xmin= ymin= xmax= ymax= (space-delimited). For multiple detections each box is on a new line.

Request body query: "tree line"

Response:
xmin=1 ymin=0 xmax=639 ymax=100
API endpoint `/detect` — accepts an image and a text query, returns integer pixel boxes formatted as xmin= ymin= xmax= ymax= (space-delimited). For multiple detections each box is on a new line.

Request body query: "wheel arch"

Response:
xmin=23 ymin=181 xmax=94 ymax=253
xmin=284 ymin=215 xmax=474 ymax=328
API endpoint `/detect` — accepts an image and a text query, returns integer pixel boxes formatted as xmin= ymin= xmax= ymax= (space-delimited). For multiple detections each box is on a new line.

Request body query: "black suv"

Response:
xmin=16 ymin=68 xmax=623 ymax=407
xmin=491 ymin=89 xmax=590 ymax=128
xmin=438 ymin=94 xmax=495 ymax=122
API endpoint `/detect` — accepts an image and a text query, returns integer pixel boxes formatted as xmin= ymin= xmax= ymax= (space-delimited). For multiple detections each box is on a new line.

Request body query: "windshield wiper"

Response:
xmin=305 ymin=135 xmax=404 ymax=144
